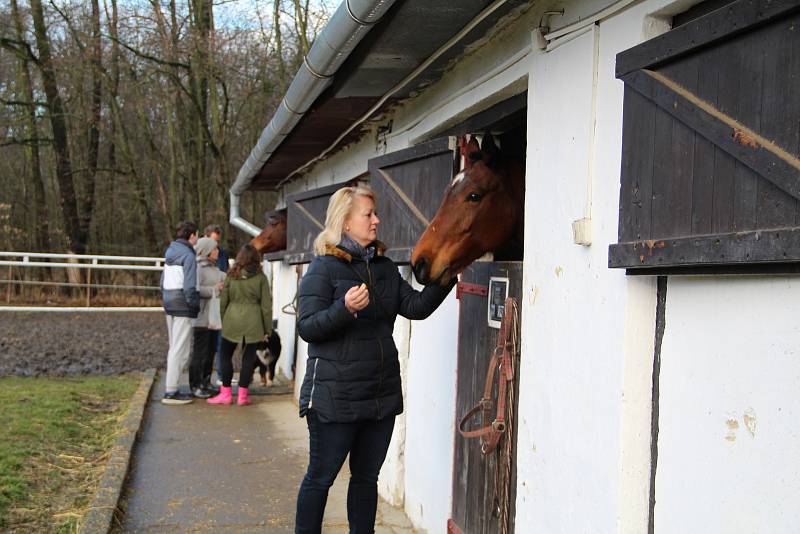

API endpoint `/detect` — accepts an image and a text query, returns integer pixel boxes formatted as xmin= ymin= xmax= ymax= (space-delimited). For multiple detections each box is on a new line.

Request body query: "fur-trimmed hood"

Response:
xmin=323 ymin=240 xmax=388 ymax=263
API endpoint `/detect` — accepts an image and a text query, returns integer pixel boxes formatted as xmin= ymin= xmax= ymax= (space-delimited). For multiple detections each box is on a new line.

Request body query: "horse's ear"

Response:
xmin=462 ymin=135 xmax=481 ymax=169
xmin=480 ymin=133 xmax=500 ymax=167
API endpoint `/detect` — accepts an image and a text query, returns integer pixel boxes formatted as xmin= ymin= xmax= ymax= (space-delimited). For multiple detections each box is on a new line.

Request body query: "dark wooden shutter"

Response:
xmin=609 ymin=0 xmax=800 ymax=272
xmin=285 ymin=182 xmax=349 ymax=264
xmin=368 ymin=137 xmax=457 ymax=263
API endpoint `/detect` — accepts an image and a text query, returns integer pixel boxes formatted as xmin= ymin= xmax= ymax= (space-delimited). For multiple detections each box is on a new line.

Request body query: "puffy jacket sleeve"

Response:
xmin=297 ymin=258 xmax=356 ymax=343
xmin=261 ymin=273 xmax=273 ymax=336
xmin=183 ymin=255 xmax=200 ymax=311
xmin=397 ymin=269 xmax=456 ymax=320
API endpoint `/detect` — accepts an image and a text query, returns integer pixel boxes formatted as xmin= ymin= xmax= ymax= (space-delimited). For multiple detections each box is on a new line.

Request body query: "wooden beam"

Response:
xmin=609 ymin=226 xmax=800 ymax=268
xmin=615 ymin=0 xmax=800 ymax=77
xmin=262 ymin=250 xmax=287 ymax=262
xmin=367 ymin=137 xmax=454 ymax=170
xmin=622 ymin=69 xmax=800 ymax=201
xmin=285 ymin=251 xmax=315 ymax=264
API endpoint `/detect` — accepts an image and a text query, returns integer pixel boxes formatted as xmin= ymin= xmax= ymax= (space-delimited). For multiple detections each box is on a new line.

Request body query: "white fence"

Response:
xmin=0 ymin=251 xmax=165 ymax=311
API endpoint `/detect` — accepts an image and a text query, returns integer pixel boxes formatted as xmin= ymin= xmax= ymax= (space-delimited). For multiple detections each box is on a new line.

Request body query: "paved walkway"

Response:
xmin=116 ymin=373 xmax=418 ymax=533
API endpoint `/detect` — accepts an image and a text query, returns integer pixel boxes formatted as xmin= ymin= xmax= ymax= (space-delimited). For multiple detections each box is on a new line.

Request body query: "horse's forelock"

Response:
xmin=467 ymin=151 xmax=483 ymax=163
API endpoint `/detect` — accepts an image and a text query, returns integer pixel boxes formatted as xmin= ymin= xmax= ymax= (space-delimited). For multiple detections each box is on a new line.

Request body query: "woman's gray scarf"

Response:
xmin=339 ymin=234 xmax=376 ymax=262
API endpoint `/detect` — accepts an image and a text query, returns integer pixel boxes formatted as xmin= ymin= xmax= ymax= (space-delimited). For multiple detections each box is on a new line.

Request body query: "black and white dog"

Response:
xmin=255 ymin=329 xmax=282 ymax=387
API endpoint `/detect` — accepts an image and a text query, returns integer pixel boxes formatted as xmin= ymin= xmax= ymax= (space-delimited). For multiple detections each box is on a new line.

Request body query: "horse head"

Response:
xmin=250 ymin=210 xmax=287 ymax=254
xmin=411 ymin=134 xmax=524 ymax=286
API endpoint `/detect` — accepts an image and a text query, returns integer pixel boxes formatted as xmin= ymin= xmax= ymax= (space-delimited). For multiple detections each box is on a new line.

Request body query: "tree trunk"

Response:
xmin=192 ymin=0 xmax=212 ymax=222
xmin=293 ymin=0 xmax=310 ymax=56
xmin=105 ymin=0 xmax=120 ymax=248
xmin=80 ymin=0 xmax=102 ymax=247
xmin=11 ymin=0 xmax=49 ymax=251
xmin=29 ymin=0 xmax=83 ymax=253
xmin=107 ymin=94 xmax=160 ymax=252
xmin=274 ymin=0 xmax=286 ymax=84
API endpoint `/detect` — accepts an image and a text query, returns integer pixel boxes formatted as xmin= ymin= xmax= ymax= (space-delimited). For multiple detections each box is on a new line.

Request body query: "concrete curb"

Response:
xmin=79 ymin=368 xmax=157 ymax=534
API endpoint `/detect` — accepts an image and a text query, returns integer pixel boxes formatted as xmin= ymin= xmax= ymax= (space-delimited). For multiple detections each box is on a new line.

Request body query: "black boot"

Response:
xmin=192 ymin=386 xmax=212 ymax=399
xmin=201 ymin=376 xmax=219 ymax=395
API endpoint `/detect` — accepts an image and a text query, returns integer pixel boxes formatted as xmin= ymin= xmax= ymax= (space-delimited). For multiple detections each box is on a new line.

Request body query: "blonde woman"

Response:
xmin=294 ymin=184 xmax=455 ymax=533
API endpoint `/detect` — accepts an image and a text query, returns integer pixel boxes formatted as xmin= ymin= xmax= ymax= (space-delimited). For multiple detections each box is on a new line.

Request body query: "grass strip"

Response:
xmin=0 ymin=375 xmax=139 ymax=533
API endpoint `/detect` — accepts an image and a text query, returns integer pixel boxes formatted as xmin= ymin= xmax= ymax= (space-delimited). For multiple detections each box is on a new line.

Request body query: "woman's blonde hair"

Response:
xmin=313 ymin=184 xmax=376 ymax=255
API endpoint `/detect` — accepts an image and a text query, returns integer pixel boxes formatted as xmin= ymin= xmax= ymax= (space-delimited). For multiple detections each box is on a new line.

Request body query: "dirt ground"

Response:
xmin=0 ymin=312 xmax=167 ymax=376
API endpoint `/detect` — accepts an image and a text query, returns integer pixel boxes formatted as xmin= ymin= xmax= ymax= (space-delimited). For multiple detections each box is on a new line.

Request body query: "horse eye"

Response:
xmin=467 ymin=192 xmax=483 ymax=202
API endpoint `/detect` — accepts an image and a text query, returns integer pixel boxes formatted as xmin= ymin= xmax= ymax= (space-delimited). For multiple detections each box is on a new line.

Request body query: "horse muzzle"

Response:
xmin=412 ymin=257 xmax=431 ymax=285
xmin=413 ymin=257 xmax=452 ymax=286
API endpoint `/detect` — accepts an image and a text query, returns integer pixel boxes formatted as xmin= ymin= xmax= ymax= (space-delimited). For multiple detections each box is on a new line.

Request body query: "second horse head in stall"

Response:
xmin=411 ymin=134 xmax=525 ymax=285
xmin=250 ymin=210 xmax=287 ymax=254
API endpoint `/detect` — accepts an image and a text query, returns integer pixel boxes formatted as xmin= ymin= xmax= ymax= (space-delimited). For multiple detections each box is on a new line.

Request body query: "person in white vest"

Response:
xmin=160 ymin=220 xmax=200 ymax=405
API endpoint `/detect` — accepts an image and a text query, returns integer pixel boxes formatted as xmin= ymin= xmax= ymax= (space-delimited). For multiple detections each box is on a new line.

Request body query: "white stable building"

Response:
xmin=231 ymin=0 xmax=800 ymax=531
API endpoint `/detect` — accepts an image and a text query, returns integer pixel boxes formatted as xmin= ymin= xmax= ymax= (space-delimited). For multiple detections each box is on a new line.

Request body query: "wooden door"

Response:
xmin=368 ymin=137 xmax=457 ymax=263
xmin=450 ymin=261 xmax=522 ymax=534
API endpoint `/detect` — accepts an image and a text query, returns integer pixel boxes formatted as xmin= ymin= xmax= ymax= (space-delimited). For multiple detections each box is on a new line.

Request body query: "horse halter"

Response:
xmin=458 ymin=296 xmax=519 ymax=454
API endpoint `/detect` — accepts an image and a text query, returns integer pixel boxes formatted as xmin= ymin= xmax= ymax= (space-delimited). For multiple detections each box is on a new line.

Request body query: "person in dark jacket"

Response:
xmin=294 ymin=185 xmax=455 ymax=533
xmin=204 ymin=224 xmax=229 ymax=273
xmin=160 ymin=220 xmax=200 ymax=405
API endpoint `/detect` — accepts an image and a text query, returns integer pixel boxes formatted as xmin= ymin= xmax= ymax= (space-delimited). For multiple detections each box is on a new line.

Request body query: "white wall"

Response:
xmin=402 ymin=285 xmax=459 ymax=531
xmin=379 ymin=267 xmax=414 ymax=506
xmin=516 ymin=24 xmax=630 ymax=532
xmin=293 ymin=264 xmax=310 ymax=401
xmin=656 ymin=277 xmax=800 ymax=533
xmin=514 ymin=0 xmax=675 ymax=530
xmin=270 ymin=260 xmax=300 ymax=384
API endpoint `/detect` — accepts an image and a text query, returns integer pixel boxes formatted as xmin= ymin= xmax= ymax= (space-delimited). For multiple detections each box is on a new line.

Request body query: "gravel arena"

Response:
xmin=0 ymin=312 xmax=168 ymax=376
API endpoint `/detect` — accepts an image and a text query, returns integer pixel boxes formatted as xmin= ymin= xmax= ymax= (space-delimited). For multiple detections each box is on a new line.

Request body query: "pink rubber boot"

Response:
xmin=206 ymin=386 xmax=232 ymax=405
xmin=237 ymin=387 xmax=251 ymax=406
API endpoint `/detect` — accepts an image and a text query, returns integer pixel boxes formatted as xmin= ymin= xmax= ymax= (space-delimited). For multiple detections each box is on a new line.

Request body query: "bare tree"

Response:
xmin=29 ymin=0 xmax=82 ymax=252
xmin=10 ymin=0 xmax=49 ymax=251
xmin=0 ymin=0 xmax=335 ymax=256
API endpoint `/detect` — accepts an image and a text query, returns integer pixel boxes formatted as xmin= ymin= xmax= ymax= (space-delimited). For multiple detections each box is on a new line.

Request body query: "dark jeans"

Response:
xmin=295 ymin=410 xmax=395 ymax=534
xmin=219 ymin=337 xmax=258 ymax=388
xmin=189 ymin=328 xmax=215 ymax=389
xmin=212 ymin=330 xmax=222 ymax=381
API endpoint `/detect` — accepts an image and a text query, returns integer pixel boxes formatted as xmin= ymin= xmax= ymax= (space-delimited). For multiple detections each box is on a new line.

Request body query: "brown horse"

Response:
xmin=250 ymin=210 xmax=287 ymax=254
xmin=411 ymin=134 xmax=525 ymax=286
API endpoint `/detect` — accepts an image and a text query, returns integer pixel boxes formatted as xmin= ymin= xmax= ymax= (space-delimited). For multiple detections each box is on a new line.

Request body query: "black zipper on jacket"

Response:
xmin=366 ymin=260 xmax=385 ymax=417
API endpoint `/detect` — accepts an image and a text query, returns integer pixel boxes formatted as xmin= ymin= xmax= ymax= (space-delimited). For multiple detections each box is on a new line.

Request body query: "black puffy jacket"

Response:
xmin=297 ymin=242 xmax=455 ymax=423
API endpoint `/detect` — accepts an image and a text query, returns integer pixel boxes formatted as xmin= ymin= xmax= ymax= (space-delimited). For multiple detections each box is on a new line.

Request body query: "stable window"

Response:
xmin=284 ymin=182 xmax=355 ymax=264
xmin=609 ymin=0 xmax=800 ymax=273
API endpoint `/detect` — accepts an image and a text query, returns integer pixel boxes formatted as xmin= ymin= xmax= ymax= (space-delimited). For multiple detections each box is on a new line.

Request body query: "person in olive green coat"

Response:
xmin=207 ymin=244 xmax=272 ymax=406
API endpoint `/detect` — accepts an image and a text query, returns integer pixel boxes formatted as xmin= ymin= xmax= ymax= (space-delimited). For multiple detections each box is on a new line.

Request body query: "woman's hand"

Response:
xmin=215 ymin=281 xmax=225 ymax=291
xmin=344 ymin=283 xmax=369 ymax=314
